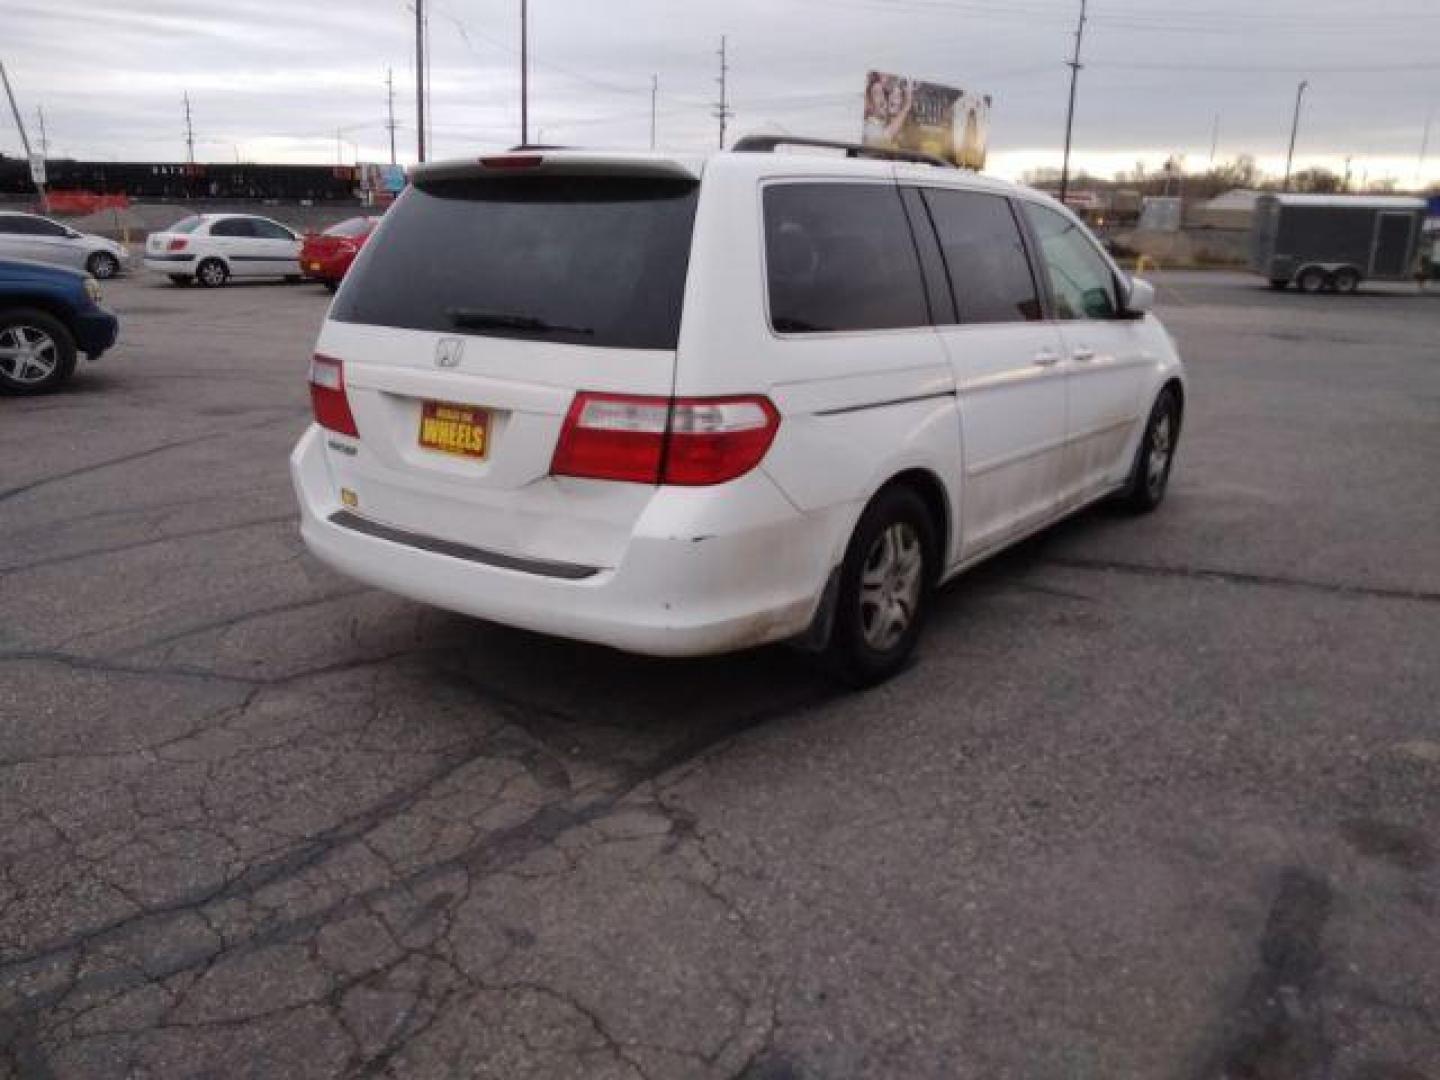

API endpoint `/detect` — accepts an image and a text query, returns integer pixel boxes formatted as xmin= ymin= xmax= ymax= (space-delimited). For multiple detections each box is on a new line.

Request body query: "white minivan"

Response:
xmin=291 ymin=140 xmax=1185 ymax=684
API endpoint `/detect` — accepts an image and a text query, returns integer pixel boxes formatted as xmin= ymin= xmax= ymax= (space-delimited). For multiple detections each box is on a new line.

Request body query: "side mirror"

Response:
xmin=1122 ymin=275 xmax=1155 ymax=317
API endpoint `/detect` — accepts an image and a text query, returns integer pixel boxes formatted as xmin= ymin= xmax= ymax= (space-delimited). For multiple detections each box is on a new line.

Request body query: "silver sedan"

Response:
xmin=0 ymin=211 xmax=131 ymax=279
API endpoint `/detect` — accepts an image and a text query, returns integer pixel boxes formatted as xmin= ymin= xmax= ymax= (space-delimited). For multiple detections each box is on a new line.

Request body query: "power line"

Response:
xmin=35 ymin=105 xmax=47 ymax=158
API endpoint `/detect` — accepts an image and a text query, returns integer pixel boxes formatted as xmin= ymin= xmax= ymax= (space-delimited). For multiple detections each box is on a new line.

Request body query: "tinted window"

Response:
xmin=333 ymin=175 xmax=699 ymax=350
xmin=210 ymin=218 xmax=254 ymax=238
xmin=1 ymin=216 xmax=60 ymax=236
xmin=325 ymin=216 xmax=374 ymax=238
xmin=251 ymin=219 xmax=295 ymax=240
xmin=764 ymin=183 xmax=929 ymax=333
xmin=170 ymin=216 xmax=204 ymax=234
xmin=1021 ymin=203 xmax=1118 ymax=320
xmin=922 ymin=189 xmax=1040 ymax=324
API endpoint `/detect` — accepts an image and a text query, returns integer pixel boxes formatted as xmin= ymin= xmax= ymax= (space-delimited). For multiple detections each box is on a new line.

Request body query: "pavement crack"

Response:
xmin=1046 ymin=555 xmax=1440 ymax=604
xmin=0 ymin=513 xmax=297 ymax=576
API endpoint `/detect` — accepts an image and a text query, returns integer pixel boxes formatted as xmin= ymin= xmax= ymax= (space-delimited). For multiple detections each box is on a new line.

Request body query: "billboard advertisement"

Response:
xmin=862 ymin=71 xmax=990 ymax=169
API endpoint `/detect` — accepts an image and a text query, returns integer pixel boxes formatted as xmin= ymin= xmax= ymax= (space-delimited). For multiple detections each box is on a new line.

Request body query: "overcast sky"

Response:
xmin=4 ymin=0 xmax=1437 ymax=185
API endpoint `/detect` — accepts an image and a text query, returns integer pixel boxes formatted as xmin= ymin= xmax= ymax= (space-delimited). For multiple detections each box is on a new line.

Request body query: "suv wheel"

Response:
xmin=86 ymin=251 xmax=120 ymax=279
xmin=196 ymin=258 xmax=229 ymax=288
xmin=823 ymin=486 xmax=936 ymax=687
xmin=1122 ymin=387 xmax=1180 ymax=513
xmin=0 ymin=309 xmax=78 ymax=395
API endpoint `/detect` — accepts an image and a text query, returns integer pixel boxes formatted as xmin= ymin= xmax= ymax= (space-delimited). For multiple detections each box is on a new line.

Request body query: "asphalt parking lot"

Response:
xmin=2 ymin=269 xmax=1438 ymax=1079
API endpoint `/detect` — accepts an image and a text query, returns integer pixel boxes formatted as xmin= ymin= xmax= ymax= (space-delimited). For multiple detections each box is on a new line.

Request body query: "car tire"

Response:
xmin=86 ymin=251 xmax=120 ymax=280
xmin=1332 ymin=267 xmax=1361 ymax=294
xmin=196 ymin=258 xmax=229 ymax=288
xmin=1121 ymin=386 xmax=1181 ymax=514
xmin=822 ymin=485 xmax=937 ymax=687
xmin=1297 ymin=266 xmax=1328 ymax=294
xmin=168 ymin=275 xmax=192 ymax=287
xmin=0 ymin=308 xmax=79 ymax=395
xmin=322 ymin=281 xmax=339 ymax=293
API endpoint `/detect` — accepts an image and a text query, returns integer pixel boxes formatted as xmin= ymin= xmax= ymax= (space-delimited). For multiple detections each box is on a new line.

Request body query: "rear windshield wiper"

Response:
xmin=445 ymin=308 xmax=594 ymax=336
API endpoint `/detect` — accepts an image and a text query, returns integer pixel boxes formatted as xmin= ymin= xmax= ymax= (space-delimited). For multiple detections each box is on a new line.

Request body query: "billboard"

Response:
xmin=863 ymin=71 xmax=990 ymax=169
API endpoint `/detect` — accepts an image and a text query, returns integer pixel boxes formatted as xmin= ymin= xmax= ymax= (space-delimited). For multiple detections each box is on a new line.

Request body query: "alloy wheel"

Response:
xmin=859 ymin=521 xmax=924 ymax=651
xmin=1146 ymin=411 xmax=1173 ymax=498
xmin=0 ymin=325 xmax=60 ymax=386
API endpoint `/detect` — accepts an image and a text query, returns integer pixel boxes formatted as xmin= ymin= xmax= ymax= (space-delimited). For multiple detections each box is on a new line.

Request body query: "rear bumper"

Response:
xmin=290 ymin=425 xmax=847 ymax=657
xmin=143 ymin=254 xmax=197 ymax=274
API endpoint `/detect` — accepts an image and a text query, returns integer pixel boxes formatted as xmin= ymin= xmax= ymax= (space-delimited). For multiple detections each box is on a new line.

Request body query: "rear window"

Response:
xmin=763 ymin=182 xmax=929 ymax=334
xmin=169 ymin=216 xmax=203 ymax=234
xmin=324 ymin=216 xmax=373 ymax=238
xmin=332 ymin=175 xmax=699 ymax=350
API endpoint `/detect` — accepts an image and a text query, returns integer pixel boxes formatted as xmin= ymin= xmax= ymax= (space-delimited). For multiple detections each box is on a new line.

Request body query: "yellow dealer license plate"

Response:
xmin=418 ymin=401 xmax=489 ymax=459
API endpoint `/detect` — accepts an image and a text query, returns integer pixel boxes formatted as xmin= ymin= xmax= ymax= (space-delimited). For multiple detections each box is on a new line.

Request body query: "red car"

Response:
xmin=300 ymin=215 xmax=381 ymax=291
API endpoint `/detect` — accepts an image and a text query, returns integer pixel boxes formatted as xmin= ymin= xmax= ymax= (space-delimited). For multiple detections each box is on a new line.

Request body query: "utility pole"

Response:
xmin=520 ymin=0 xmax=529 ymax=145
xmin=415 ymin=0 xmax=426 ymax=162
xmin=1420 ymin=104 xmax=1434 ymax=186
xmin=1343 ymin=155 xmax=1353 ymax=192
xmin=1282 ymin=79 xmax=1308 ymax=192
xmin=1058 ymin=0 xmax=1087 ymax=203
xmin=713 ymin=36 xmax=732 ymax=149
xmin=385 ymin=67 xmax=397 ymax=165
xmin=1208 ymin=113 xmax=1219 ymax=169
xmin=183 ymin=92 xmax=195 ymax=164
xmin=0 ymin=59 xmax=48 ymax=212
xmin=650 ymin=74 xmax=658 ymax=150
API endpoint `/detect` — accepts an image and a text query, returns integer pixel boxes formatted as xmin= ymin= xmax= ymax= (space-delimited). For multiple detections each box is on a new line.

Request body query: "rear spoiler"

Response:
xmin=411 ymin=151 xmax=701 ymax=186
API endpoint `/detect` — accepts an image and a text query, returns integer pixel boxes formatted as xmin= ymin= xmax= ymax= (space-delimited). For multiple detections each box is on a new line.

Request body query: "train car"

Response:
xmin=0 ymin=155 xmax=358 ymax=202
xmin=1251 ymin=193 xmax=1428 ymax=293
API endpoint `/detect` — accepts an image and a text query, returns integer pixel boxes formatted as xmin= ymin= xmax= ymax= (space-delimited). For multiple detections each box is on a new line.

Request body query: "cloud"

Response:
xmin=4 ymin=0 xmax=1437 ymax=185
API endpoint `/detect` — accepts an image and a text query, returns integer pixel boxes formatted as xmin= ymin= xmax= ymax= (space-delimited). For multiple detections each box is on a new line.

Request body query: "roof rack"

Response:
xmin=730 ymin=135 xmax=955 ymax=169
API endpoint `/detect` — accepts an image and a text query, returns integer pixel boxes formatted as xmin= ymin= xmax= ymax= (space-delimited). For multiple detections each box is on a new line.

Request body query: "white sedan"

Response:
xmin=0 ymin=211 xmax=131 ymax=279
xmin=143 ymin=213 xmax=302 ymax=287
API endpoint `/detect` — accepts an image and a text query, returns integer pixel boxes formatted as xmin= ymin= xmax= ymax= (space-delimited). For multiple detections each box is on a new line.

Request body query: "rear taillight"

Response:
xmin=309 ymin=354 xmax=358 ymax=437
xmin=167 ymin=237 xmax=187 ymax=251
xmin=551 ymin=393 xmax=780 ymax=486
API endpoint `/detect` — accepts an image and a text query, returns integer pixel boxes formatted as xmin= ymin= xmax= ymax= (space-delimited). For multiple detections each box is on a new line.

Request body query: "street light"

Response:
xmin=1283 ymin=80 xmax=1309 ymax=192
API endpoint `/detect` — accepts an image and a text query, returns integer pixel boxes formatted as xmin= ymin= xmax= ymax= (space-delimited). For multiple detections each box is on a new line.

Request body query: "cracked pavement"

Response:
xmin=2 ymin=272 xmax=1438 ymax=1078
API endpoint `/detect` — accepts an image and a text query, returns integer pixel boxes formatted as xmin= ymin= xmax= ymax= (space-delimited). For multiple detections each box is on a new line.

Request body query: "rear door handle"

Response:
xmin=1071 ymin=347 xmax=1096 ymax=363
xmin=1034 ymin=348 xmax=1061 ymax=367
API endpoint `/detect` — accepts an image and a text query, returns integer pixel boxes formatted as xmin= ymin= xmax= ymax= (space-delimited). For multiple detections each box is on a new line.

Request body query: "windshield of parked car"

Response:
xmin=331 ymin=174 xmax=699 ymax=349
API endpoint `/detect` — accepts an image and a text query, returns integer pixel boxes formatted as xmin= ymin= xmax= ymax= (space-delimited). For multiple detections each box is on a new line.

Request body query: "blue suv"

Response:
xmin=0 ymin=258 xmax=119 ymax=394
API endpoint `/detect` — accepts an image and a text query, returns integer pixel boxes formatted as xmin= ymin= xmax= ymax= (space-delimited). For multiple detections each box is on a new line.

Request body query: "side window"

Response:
xmin=1020 ymin=202 xmax=1118 ymax=320
xmin=921 ymin=188 xmax=1041 ymax=324
xmin=3 ymin=217 xmax=43 ymax=235
xmin=31 ymin=218 xmax=69 ymax=237
xmin=211 ymin=218 xmax=253 ymax=238
xmin=252 ymin=219 xmax=294 ymax=241
xmin=764 ymin=182 xmax=930 ymax=333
